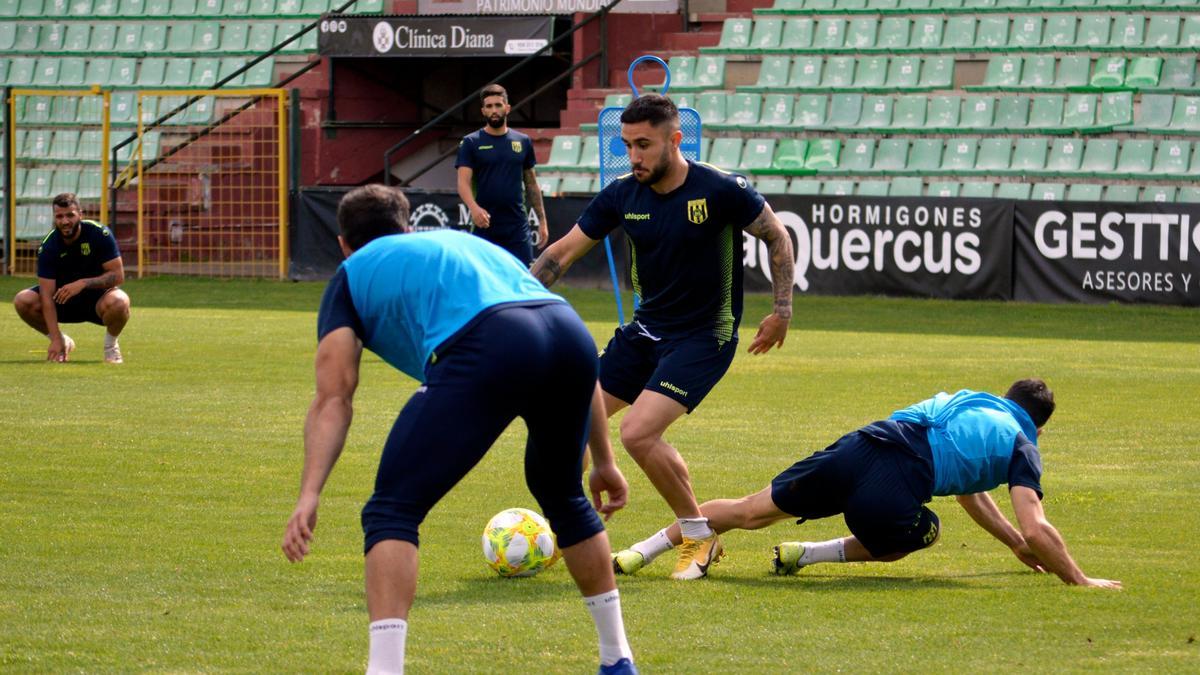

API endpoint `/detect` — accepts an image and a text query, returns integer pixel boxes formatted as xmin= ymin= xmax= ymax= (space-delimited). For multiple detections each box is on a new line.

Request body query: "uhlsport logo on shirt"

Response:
xmin=686 ymin=198 xmax=708 ymax=225
xmin=511 ymin=141 xmax=522 ymax=153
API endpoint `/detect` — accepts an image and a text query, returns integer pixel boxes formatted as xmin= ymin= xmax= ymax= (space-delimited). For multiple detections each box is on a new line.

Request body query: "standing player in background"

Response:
xmin=611 ymin=379 xmax=1121 ymax=589
xmin=531 ymin=94 xmax=797 ymax=580
xmin=12 ymin=192 xmax=130 ymax=364
xmin=282 ymin=185 xmax=638 ymax=675
xmin=456 ymin=83 xmax=549 ymax=266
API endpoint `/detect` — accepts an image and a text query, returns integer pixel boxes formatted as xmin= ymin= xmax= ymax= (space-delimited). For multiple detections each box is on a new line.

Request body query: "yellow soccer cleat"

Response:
xmin=670 ymin=534 xmax=723 ymax=580
xmin=772 ymin=541 xmax=807 ymax=576
xmin=612 ymin=549 xmax=647 ymax=575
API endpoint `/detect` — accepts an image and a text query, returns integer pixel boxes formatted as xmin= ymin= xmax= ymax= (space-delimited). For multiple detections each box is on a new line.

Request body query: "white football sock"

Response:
xmin=678 ymin=517 xmax=714 ymax=540
xmin=367 ymin=618 xmax=407 ymax=675
xmin=799 ymin=539 xmax=847 ymax=565
xmin=584 ymin=590 xmax=633 ymax=667
xmin=104 ymin=333 xmax=119 ymax=349
xmin=629 ymin=528 xmax=674 ymax=563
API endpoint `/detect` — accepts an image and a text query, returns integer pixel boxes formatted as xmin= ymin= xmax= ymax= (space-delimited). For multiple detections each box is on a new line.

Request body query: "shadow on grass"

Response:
xmin=703 ymin=569 xmax=1027 ymax=592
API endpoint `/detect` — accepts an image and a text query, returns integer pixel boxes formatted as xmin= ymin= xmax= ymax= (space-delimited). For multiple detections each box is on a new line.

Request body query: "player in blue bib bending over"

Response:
xmin=532 ymin=94 xmax=796 ymax=580
xmin=456 ymin=83 xmax=548 ymax=266
xmin=613 ymin=378 xmax=1121 ymax=589
xmin=281 ymin=185 xmax=639 ymax=675
xmin=13 ymin=192 xmax=130 ymax=364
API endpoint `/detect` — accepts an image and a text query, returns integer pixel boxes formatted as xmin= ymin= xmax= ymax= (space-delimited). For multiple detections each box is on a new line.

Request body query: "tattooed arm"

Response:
xmin=529 ymin=225 xmax=599 ymax=288
xmin=744 ymin=203 xmax=794 ymax=354
xmin=53 ymin=256 xmax=125 ymax=304
xmin=523 ymin=168 xmax=549 ymax=250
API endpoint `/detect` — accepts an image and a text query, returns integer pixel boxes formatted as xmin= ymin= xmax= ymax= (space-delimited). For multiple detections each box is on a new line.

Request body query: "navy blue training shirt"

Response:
xmin=36 ymin=220 xmax=120 ymax=285
xmin=577 ymin=161 xmax=765 ymax=342
xmin=456 ymin=128 xmax=536 ymax=238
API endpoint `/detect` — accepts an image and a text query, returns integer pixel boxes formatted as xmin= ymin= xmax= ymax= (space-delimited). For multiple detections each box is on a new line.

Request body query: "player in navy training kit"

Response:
xmin=615 ymin=379 xmax=1121 ymax=589
xmin=456 ymin=83 xmax=548 ymax=266
xmin=532 ymin=94 xmax=798 ymax=580
xmin=13 ymin=192 xmax=130 ymax=364
xmin=281 ymin=185 xmax=639 ymax=675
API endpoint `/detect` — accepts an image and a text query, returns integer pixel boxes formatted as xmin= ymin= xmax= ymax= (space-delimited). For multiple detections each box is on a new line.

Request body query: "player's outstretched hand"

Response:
xmin=588 ymin=463 xmax=629 ymax=521
xmin=282 ymin=493 xmax=319 ymax=562
xmin=47 ymin=336 xmax=68 ymax=363
xmin=1080 ymin=577 xmax=1123 ymax=590
xmin=747 ymin=312 xmax=789 ymax=354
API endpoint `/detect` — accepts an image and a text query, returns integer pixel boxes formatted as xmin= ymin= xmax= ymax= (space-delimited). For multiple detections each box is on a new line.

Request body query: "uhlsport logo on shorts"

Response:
xmin=373 ymin=22 xmax=394 ymax=53
xmin=687 ymin=198 xmax=708 ymax=225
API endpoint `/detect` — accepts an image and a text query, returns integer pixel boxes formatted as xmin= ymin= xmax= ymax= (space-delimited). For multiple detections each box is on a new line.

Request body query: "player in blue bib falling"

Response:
xmin=533 ymin=94 xmax=797 ymax=580
xmin=281 ymin=185 xmax=638 ymax=675
xmin=611 ymin=378 xmax=1121 ymax=589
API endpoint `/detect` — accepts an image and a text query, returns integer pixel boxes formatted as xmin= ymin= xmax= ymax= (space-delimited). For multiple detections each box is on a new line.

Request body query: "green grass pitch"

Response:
xmin=1 ymin=276 xmax=1197 ymax=672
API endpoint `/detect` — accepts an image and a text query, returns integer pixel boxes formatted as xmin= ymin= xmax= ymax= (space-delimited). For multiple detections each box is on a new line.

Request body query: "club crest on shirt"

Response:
xmin=511 ymin=141 xmax=522 ymax=153
xmin=686 ymin=198 xmax=708 ymax=225
xmin=81 ymin=242 xmax=91 ymax=255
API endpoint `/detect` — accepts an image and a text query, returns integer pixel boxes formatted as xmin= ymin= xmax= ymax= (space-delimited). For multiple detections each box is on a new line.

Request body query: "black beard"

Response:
xmin=486 ymin=115 xmax=506 ymax=129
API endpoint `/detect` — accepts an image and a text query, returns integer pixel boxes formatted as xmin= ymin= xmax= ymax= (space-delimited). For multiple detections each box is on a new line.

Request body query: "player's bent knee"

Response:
xmin=361 ymin=497 xmax=427 ymax=553
xmin=13 ymin=289 xmax=38 ymax=315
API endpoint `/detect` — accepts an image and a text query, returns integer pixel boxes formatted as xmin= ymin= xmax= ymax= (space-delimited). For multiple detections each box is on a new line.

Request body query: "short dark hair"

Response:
xmin=480 ymin=84 xmax=507 ymax=104
xmin=52 ymin=193 xmax=80 ymax=210
xmin=337 ymin=184 xmax=410 ymax=252
xmin=620 ymin=94 xmax=679 ymax=129
xmin=1005 ymin=378 xmax=1056 ymax=428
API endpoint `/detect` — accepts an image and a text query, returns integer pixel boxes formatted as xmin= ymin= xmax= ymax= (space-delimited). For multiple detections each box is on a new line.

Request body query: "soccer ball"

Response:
xmin=481 ymin=508 xmax=560 ymax=578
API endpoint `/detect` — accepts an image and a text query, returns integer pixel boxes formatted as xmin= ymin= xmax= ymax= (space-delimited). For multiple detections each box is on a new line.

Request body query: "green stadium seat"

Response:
xmin=22 ymin=168 xmax=53 ymax=199
xmin=192 ymin=21 xmax=220 ymax=51
xmin=910 ymin=18 xmax=943 ymax=51
xmin=758 ymin=94 xmax=794 ymax=128
xmin=907 ymin=139 xmax=943 ymax=173
xmin=559 ymin=175 xmax=591 ymax=194
xmin=960 ymin=182 xmax=995 ymax=198
xmin=278 ymin=22 xmax=309 ymax=53
xmin=889 ymin=177 xmax=923 ymax=197
xmin=792 ymin=94 xmax=826 ymax=128
xmin=1027 ymin=95 xmax=1064 ymax=131
xmin=23 ymin=129 xmax=52 ymax=158
xmin=142 ymin=24 xmax=168 ymax=52
xmin=0 ymin=0 xmax=15 ymax=14
xmin=1064 ymin=183 xmax=1102 ymax=201
xmin=917 ymin=57 xmax=953 ymax=90
xmin=20 ymin=95 xmax=51 ymax=124
xmin=941 ymin=138 xmax=977 ymax=174
xmin=163 ymin=58 xmax=192 ymax=87
xmin=58 ymin=57 xmax=84 ymax=86
xmin=1042 ymin=15 xmax=1076 ymax=47
xmin=50 ymin=168 xmax=79 ymax=196
xmin=1019 ymin=56 xmax=1055 ymax=90
xmin=137 ymin=59 xmax=165 ymax=86
xmin=1010 ymin=138 xmax=1048 ymax=174
xmin=33 ymin=58 xmax=61 ymax=86
xmin=1055 ymin=56 xmax=1090 ymax=90
xmin=174 ymin=0 xmax=200 ymax=13
xmin=77 ymin=96 xmax=103 ymax=124
xmin=1115 ymin=139 xmax=1154 ymax=176
xmin=183 ymin=95 xmax=215 ymax=125
xmin=872 ymin=139 xmax=909 ymax=174
xmin=109 ymin=91 xmax=136 ymax=124
xmin=942 ymin=17 xmax=975 ymax=50
xmin=691 ymin=56 xmax=725 ymax=90
xmin=138 ymin=96 xmax=160 ymax=125
xmin=1152 ymin=139 xmax=1190 ymax=176
xmin=927 ymin=181 xmax=960 ymax=198
xmin=7 ymin=56 xmax=34 ymax=84
xmin=805 ymin=139 xmax=840 ymax=171
xmin=1010 ymin=15 xmax=1043 ymax=48
xmin=536 ymin=176 xmax=559 ymax=196
xmin=247 ymin=0 xmax=273 ymax=13
xmin=855 ymin=180 xmax=890 ymax=196
xmin=993 ymin=179 xmax=1031 ymax=201
xmin=545 ymin=136 xmax=581 ymax=170
xmin=788 ymin=179 xmax=821 ymax=195
xmin=157 ymin=95 xmax=186 ymax=124
xmin=981 ymin=57 xmax=1022 ymax=90
xmin=107 ymin=57 xmax=137 ymax=86
xmin=725 ymin=93 xmax=762 ymax=126
xmin=1077 ymin=15 xmax=1110 ymax=47
xmin=901 ymin=0 xmax=934 ymax=9
xmin=845 ymin=18 xmax=878 ymax=49
xmin=1030 ymin=183 xmax=1065 ymax=200
xmin=771 ymin=139 xmax=809 ymax=173
xmin=878 ymin=17 xmax=912 ymax=50
xmin=826 ymin=93 xmax=862 ymax=128
xmin=115 ymin=24 xmax=140 ymax=53
xmin=993 ymin=97 xmax=1030 ymax=132
xmin=1044 ymin=138 xmax=1083 ymax=175
xmin=218 ymin=57 xmax=248 ymax=86
xmin=740 ymin=138 xmax=776 ymax=172
xmin=885 ymin=57 xmax=920 ymax=90
xmin=77 ymin=168 xmax=102 ymax=200
xmin=87 ymin=24 xmax=116 ymax=52
xmin=960 ymin=96 xmax=995 ymax=129
xmin=812 ymin=19 xmax=847 ymax=50
xmin=77 ymin=129 xmax=102 ymax=158
xmin=754 ymin=176 xmax=787 ymax=195
xmin=197 ymin=0 xmax=221 ymax=13
xmin=856 ymin=96 xmax=893 ymax=128
xmin=1158 ymin=57 xmax=1196 ymax=91
xmin=243 ymin=57 xmax=274 ymax=86
xmin=690 ymin=92 xmax=725 ymax=126
xmin=63 ymin=23 xmax=89 ymax=51
xmin=1097 ymin=92 xmax=1133 ymax=129
xmin=836 ymin=139 xmax=875 ymax=174
xmin=575 ymin=136 xmax=599 ymax=171
xmin=1177 ymin=186 xmax=1200 ymax=203
xmin=822 ymin=57 xmax=855 ymax=89
xmin=1063 ymin=94 xmax=1099 ymax=130
xmin=1145 ymin=15 xmax=1180 ymax=48
xmin=1111 ymin=15 xmax=1143 ymax=49
xmin=49 ymin=95 xmax=77 ymax=123
xmin=708 ymin=138 xmax=743 ymax=170
xmin=17 ymin=0 xmax=42 ymax=14
xmin=750 ymin=18 xmax=783 ymax=49
xmin=926 ymin=95 xmax=960 ymax=131
xmin=781 ymin=18 xmax=814 ymax=50
xmin=717 ymin=18 xmax=752 ymax=49
xmin=1079 ymin=138 xmax=1118 ymax=175
xmin=756 ymin=56 xmax=791 ymax=89
xmin=13 ymin=23 xmax=40 ymax=51
xmin=0 ymin=23 xmax=14 ymax=51
xmin=974 ymin=17 xmax=1009 ymax=49
xmin=118 ymin=0 xmax=144 ymax=13
xmin=145 ymin=0 xmax=169 ymax=13
xmin=854 ymin=56 xmax=886 ymax=90
xmin=1183 ymin=17 xmax=1200 ymax=48
xmin=890 ymin=95 xmax=926 ymax=131
xmin=1091 ymin=57 xmax=1126 ymax=89
xmin=975 ymin=138 xmax=1012 ymax=173
xmin=1125 ymin=57 xmax=1162 ymax=89
xmin=821 ymin=179 xmax=854 ymax=196
xmin=1143 ymin=185 xmax=1177 ymax=203
xmin=189 ymin=57 xmax=218 ymax=87
xmin=788 ymin=57 xmax=822 ymax=89
xmin=1120 ymin=93 xmax=1172 ymax=133
xmin=1103 ymin=184 xmax=1139 ymax=201
xmin=43 ymin=23 xmax=67 ymax=51
xmin=248 ymin=23 xmax=276 ymax=52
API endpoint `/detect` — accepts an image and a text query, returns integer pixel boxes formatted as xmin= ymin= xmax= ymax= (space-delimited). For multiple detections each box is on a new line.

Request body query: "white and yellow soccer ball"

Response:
xmin=481 ymin=508 xmax=560 ymax=578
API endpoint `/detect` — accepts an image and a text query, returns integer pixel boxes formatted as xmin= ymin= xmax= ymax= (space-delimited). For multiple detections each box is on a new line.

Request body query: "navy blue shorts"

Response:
xmin=26 ymin=285 xmax=108 ymax=325
xmin=770 ymin=426 xmax=940 ymax=558
xmin=598 ymin=321 xmax=737 ymax=413
xmin=361 ymin=301 xmax=604 ymax=554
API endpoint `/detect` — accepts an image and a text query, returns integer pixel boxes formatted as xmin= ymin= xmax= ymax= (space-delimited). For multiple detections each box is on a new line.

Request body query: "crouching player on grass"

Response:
xmin=613 ymin=378 xmax=1121 ymax=589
